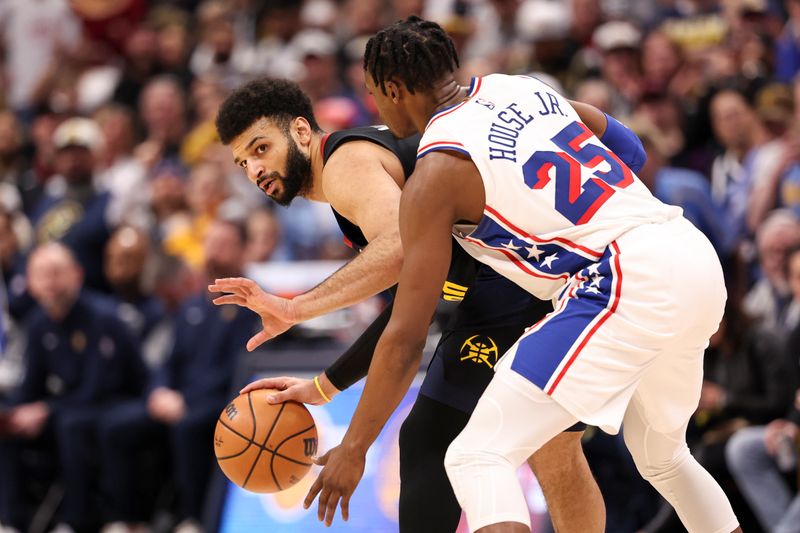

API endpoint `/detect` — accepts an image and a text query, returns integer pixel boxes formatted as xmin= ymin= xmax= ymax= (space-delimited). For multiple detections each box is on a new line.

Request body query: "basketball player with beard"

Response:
xmin=210 ymin=78 xmax=646 ymax=531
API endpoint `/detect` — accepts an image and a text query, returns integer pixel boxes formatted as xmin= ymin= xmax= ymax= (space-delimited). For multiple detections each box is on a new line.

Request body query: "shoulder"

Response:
xmin=322 ymin=140 xmax=404 ymax=217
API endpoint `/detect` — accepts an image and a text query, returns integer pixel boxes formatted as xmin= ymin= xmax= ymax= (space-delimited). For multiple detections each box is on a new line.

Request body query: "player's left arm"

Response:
xmin=303 ymin=151 xmax=483 ymax=525
xmin=569 ymin=100 xmax=646 ymax=173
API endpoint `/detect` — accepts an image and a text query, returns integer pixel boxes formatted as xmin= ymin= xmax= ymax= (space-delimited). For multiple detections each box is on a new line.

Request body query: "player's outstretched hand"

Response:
xmin=304 ymin=443 xmax=366 ymax=526
xmin=240 ymin=376 xmax=334 ymax=406
xmin=208 ymin=277 xmax=298 ymax=351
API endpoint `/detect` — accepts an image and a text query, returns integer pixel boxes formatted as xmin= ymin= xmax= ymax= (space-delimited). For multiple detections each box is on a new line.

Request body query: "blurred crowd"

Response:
xmin=0 ymin=0 xmax=799 ymax=532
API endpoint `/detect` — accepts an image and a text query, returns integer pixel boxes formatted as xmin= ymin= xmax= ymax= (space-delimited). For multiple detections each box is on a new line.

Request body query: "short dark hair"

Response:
xmin=215 ymin=78 xmax=321 ymax=144
xmin=364 ymin=15 xmax=459 ymax=95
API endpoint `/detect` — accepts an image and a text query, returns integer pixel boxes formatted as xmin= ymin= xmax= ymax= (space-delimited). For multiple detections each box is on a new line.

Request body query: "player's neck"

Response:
xmin=426 ymin=78 xmax=469 ymax=123
xmin=306 ymin=131 xmax=327 ymax=202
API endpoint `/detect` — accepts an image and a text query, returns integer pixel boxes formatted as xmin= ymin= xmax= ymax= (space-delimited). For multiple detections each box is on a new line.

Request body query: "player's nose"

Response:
xmin=246 ymin=163 xmax=265 ymax=183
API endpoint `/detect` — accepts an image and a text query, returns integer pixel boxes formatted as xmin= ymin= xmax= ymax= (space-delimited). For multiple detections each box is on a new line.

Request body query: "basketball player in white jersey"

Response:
xmin=302 ymin=17 xmax=741 ymax=533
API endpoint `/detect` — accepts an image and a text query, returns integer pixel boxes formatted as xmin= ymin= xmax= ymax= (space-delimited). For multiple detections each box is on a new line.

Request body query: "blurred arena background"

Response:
xmin=0 ymin=0 xmax=799 ymax=532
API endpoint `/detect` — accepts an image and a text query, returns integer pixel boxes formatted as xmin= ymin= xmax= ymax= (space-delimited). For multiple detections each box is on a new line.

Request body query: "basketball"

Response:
xmin=214 ymin=389 xmax=319 ymax=493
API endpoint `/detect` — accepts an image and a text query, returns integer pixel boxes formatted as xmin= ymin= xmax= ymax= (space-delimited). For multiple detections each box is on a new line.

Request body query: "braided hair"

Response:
xmin=364 ymin=16 xmax=459 ymax=95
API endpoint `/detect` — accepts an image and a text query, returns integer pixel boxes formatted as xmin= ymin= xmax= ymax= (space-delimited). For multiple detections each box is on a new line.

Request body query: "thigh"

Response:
xmin=451 ymin=366 xmax=578 ymax=467
xmin=422 ymin=267 xmax=554 ymax=414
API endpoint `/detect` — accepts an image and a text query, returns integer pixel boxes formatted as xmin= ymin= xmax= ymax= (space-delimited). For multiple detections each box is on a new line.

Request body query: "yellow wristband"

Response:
xmin=314 ymin=375 xmax=332 ymax=403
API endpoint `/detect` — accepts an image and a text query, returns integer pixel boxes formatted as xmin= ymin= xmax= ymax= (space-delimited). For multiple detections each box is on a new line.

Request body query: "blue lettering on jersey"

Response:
xmin=533 ymin=91 xmax=567 ymax=117
xmin=487 ymin=102 xmax=534 ymax=162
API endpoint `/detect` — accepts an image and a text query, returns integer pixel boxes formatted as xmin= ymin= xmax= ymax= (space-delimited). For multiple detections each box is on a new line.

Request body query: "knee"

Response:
xmin=623 ymin=429 xmax=691 ymax=482
xmin=444 ymin=435 xmax=508 ymax=481
xmin=725 ymin=426 xmax=766 ymax=474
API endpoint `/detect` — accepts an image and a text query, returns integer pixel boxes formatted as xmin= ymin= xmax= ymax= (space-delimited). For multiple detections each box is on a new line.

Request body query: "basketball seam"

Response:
xmin=272 ymin=423 xmax=316 ymax=456
xmin=246 ymin=392 xmax=256 ymax=441
xmin=269 ymin=422 xmax=316 ymax=490
xmin=215 ymin=418 xmax=252 ymax=460
xmin=242 ymin=397 xmax=285 ymax=489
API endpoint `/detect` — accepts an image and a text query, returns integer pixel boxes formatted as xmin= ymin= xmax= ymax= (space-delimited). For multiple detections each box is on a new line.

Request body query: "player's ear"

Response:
xmin=291 ymin=116 xmax=313 ymax=147
xmin=385 ymin=80 xmax=402 ymax=103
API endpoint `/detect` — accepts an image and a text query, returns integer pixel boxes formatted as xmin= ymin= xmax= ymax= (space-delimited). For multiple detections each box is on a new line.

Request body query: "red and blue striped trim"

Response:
xmin=416 ymin=140 xmax=470 ymax=159
xmin=484 ymin=205 xmax=603 ymax=259
xmin=507 ymin=241 xmax=623 ymax=395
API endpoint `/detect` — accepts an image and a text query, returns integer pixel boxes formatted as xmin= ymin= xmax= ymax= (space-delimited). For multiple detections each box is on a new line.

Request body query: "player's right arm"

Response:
xmin=209 ymin=141 xmax=406 ymax=352
xmin=569 ymin=100 xmax=646 ymax=173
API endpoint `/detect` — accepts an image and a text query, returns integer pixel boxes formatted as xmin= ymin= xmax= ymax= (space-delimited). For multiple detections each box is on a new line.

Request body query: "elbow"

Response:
xmin=629 ymin=141 xmax=647 ymax=174
xmin=378 ymin=326 xmax=427 ymax=370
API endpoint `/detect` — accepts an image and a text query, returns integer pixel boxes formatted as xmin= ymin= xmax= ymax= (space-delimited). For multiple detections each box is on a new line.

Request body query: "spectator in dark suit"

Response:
xmin=0 ymin=242 xmax=146 ymax=533
xmin=99 ymin=218 xmax=257 ymax=533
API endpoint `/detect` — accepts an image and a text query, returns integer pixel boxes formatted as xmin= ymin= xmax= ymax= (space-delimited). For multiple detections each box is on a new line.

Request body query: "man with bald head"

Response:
xmin=0 ymin=243 xmax=146 ymax=533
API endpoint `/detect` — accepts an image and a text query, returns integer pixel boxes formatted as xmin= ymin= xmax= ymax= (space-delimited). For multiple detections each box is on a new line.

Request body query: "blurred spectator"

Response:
xmin=0 ymin=0 xmax=82 ymax=117
xmin=633 ymin=117 xmax=733 ymax=256
xmin=776 ymin=0 xmax=800 ymax=82
xmin=180 ymin=76 xmax=226 ymax=166
xmin=142 ymin=252 xmax=197 ymax=369
xmin=93 ymin=103 xmax=149 ymax=227
xmin=244 ymin=207 xmax=281 ymax=265
xmin=743 ymin=209 xmax=800 ymax=330
xmin=516 ymin=1 xmax=574 ymax=90
xmin=709 ymin=88 xmax=770 ymax=244
xmin=149 ymin=162 xmax=191 ymax=246
xmin=150 ymin=7 xmax=195 ymax=89
xmin=134 ymin=76 xmax=188 ymax=171
xmin=749 ymin=76 xmax=800 ymax=230
xmin=593 ymin=20 xmax=644 ymax=116
xmin=573 ymin=78 xmax=613 ymax=114
xmin=294 ymin=30 xmax=347 ymax=104
xmin=99 ymin=219 xmax=257 ymax=533
xmin=631 ymin=92 xmax=687 ymax=161
xmin=189 ymin=0 xmax=256 ymax=90
xmin=252 ymin=0 xmax=304 ymax=80
xmin=726 ymin=244 xmax=800 ymax=533
xmin=162 ymin=162 xmax=230 ymax=270
xmin=0 ymin=111 xmax=30 ymax=214
xmin=0 ymin=208 xmax=27 ymax=397
xmin=30 ymin=117 xmax=121 ymax=292
xmin=0 ymin=242 xmax=145 ymax=532
xmin=100 ymin=226 xmax=164 ymax=343
xmin=641 ymin=31 xmax=684 ymax=96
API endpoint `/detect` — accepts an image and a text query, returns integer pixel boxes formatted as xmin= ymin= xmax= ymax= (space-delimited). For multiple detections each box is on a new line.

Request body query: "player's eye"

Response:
xmin=239 ymin=160 xmax=247 ymax=169
xmin=256 ymin=144 xmax=267 ymax=154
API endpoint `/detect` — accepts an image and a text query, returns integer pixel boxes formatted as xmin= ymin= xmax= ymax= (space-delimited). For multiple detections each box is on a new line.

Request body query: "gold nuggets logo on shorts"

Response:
xmin=459 ymin=335 xmax=499 ymax=368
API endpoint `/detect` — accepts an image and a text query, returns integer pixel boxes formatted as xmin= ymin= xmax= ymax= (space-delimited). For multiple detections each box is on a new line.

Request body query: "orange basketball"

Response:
xmin=214 ymin=389 xmax=319 ymax=493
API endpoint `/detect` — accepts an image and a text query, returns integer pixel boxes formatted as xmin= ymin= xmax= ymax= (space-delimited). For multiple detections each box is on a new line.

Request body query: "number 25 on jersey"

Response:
xmin=523 ymin=121 xmax=634 ymax=225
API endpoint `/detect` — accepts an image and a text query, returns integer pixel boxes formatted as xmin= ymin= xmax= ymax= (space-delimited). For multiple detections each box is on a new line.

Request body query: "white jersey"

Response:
xmin=418 ymin=74 xmax=681 ymax=300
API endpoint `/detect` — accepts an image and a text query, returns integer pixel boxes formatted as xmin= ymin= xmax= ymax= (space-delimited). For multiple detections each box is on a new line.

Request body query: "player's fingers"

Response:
xmin=266 ymin=389 xmax=299 ymax=404
xmin=211 ymin=294 xmax=244 ymax=306
xmin=209 ymin=278 xmax=246 ymax=291
xmin=316 ymin=487 xmax=330 ymax=522
xmin=240 ymin=377 xmax=288 ymax=394
xmin=313 ymin=449 xmax=331 ymax=466
xmin=304 ymin=477 xmax=323 ymax=510
xmin=324 ymin=491 xmax=341 ymax=526
xmin=246 ymin=330 xmax=272 ymax=352
xmin=340 ymin=493 xmax=351 ymax=522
